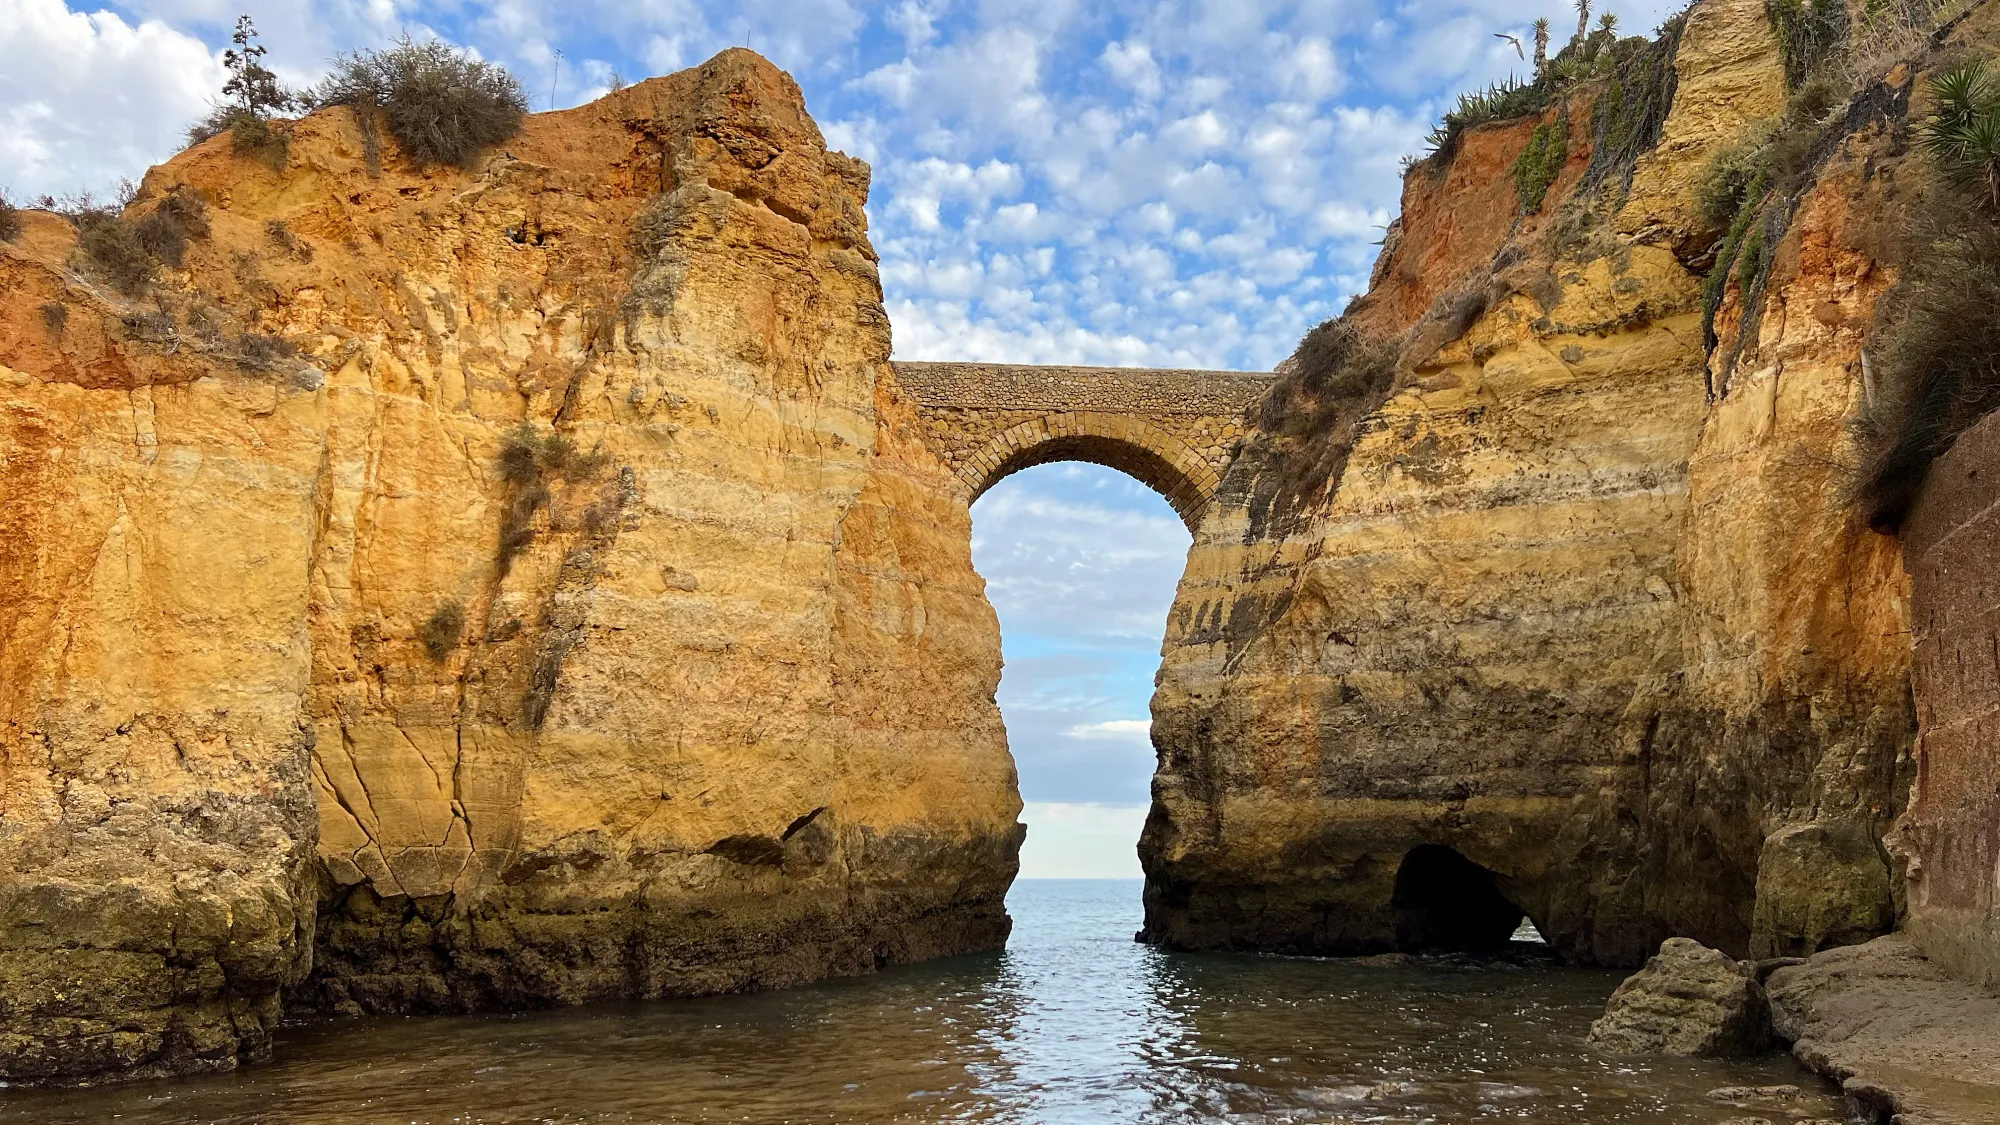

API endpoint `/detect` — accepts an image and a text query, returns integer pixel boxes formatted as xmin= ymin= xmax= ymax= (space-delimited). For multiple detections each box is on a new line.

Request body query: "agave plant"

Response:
xmin=1920 ymin=59 xmax=2000 ymax=208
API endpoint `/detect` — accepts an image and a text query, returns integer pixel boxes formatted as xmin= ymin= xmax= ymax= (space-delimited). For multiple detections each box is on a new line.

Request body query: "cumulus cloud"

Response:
xmin=0 ymin=0 xmax=225 ymax=199
xmin=1101 ymin=40 xmax=1162 ymax=101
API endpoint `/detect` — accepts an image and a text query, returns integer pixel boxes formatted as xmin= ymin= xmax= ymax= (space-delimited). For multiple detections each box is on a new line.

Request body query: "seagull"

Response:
xmin=1494 ymin=32 xmax=1525 ymax=59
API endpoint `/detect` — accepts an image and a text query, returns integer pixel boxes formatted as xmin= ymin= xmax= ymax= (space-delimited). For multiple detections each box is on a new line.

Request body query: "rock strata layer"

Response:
xmin=0 ymin=49 xmax=1020 ymax=1083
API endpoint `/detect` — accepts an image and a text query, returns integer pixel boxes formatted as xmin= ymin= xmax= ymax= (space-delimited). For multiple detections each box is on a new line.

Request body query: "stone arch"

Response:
xmin=957 ymin=411 xmax=1223 ymax=529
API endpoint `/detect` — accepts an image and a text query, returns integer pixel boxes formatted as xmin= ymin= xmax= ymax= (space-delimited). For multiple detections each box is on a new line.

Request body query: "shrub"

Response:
xmin=265 ymin=218 xmax=312 ymax=260
xmin=420 ymin=600 xmax=466 ymax=660
xmin=494 ymin=422 xmax=610 ymax=573
xmin=230 ymin=113 xmax=291 ymax=169
xmin=1765 ymin=0 xmax=1850 ymax=90
xmin=235 ymin=332 xmax=297 ymax=369
xmin=1853 ymin=205 xmax=2000 ymax=529
xmin=134 ymin=186 xmax=210 ymax=267
xmin=122 ymin=308 xmax=177 ymax=343
xmin=1258 ymin=317 xmax=1401 ymax=504
xmin=80 ymin=220 xmax=154 ymax=294
xmin=1584 ymin=15 xmax=1688 ymax=188
xmin=1696 ymin=127 xmax=1775 ymax=227
xmin=1514 ymin=114 xmax=1570 ymax=213
xmin=41 ymin=188 xmax=120 ymax=230
xmin=1918 ymin=59 xmax=2000 ymax=208
xmin=0 ymin=193 xmax=19 ymax=242
xmin=313 ymin=37 xmax=528 ymax=168
xmin=1853 ymin=61 xmax=2000 ymax=527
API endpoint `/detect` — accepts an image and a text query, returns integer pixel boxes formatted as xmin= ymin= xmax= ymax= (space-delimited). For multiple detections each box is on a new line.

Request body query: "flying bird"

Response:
xmin=1495 ymin=32 xmax=1525 ymax=59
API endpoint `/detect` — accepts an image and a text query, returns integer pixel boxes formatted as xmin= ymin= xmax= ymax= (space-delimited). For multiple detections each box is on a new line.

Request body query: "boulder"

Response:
xmin=1749 ymin=821 xmax=1893 ymax=959
xmin=1587 ymin=937 xmax=1770 ymax=1056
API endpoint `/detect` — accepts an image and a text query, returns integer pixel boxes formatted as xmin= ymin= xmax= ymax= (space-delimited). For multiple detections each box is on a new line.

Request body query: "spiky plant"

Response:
xmin=1574 ymin=0 xmax=1592 ymax=45
xmin=1534 ymin=18 xmax=1551 ymax=77
xmin=1920 ymin=59 xmax=2000 ymax=208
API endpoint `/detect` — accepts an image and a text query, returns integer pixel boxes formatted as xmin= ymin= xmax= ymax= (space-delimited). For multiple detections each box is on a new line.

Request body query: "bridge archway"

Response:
xmin=963 ymin=413 xmax=1219 ymax=528
xmin=891 ymin=361 xmax=1273 ymax=531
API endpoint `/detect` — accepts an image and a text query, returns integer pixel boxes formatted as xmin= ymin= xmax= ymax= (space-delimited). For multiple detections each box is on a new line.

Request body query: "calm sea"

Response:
xmin=0 ymin=879 xmax=1845 ymax=1123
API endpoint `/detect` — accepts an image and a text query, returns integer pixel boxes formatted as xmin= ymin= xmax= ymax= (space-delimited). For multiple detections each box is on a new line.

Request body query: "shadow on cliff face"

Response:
xmin=1391 ymin=845 xmax=1527 ymax=953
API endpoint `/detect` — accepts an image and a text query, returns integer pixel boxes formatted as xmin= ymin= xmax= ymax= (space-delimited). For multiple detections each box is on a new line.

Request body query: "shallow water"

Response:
xmin=0 ymin=879 xmax=1846 ymax=1123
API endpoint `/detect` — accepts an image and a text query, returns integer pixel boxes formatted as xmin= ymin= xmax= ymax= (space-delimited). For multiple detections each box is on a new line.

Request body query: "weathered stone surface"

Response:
xmin=1588 ymin=938 xmax=1770 ymax=1057
xmin=0 ymin=48 xmax=1022 ymax=1082
xmin=1614 ymin=0 xmax=1788 ymax=258
xmin=1750 ymin=822 xmax=1894 ymax=959
xmin=1900 ymin=406 xmax=2000 ymax=992
xmin=1767 ymin=936 xmax=2000 ymax=1125
xmin=890 ymin=361 xmax=1269 ymax=528
xmin=1140 ymin=0 xmax=1913 ymax=967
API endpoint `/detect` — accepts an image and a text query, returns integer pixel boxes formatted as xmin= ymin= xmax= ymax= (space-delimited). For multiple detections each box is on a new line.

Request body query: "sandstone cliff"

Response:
xmin=1142 ymin=0 xmax=1917 ymax=967
xmin=0 ymin=49 xmax=1020 ymax=1084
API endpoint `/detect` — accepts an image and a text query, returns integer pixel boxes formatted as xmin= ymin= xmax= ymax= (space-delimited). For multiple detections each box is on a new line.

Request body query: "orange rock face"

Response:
xmin=0 ymin=48 xmax=1020 ymax=1084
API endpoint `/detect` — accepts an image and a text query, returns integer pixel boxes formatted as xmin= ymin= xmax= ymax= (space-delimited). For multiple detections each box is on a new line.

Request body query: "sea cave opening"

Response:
xmin=1390 ymin=844 xmax=1534 ymax=952
xmin=968 ymin=459 xmax=1194 ymax=923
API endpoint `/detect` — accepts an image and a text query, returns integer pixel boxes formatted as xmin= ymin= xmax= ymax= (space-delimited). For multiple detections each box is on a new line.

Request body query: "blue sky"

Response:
xmin=2 ymin=0 xmax=1683 ymax=877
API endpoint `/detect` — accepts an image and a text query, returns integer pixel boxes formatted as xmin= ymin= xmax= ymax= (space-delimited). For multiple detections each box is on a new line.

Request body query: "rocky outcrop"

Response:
xmin=1587 ymin=938 xmax=1770 ymax=1057
xmin=1141 ymin=0 xmax=1913 ymax=966
xmin=0 ymin=49 xmax=1020 ymax=1083
xmin=1766 ymin=936 xmax=2000 ymax=1125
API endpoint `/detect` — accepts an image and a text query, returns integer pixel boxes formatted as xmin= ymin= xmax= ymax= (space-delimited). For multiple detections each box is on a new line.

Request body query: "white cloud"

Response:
xmin=1018 ymin=802 xmax=1148 ymax=879
xmin=1276 ymin=35 xmax=1341 ymax=101
xmin=0 ymin=0 xmax=225 ymax=199
xmin=1068 ymin=719 xmax=1153 ymax=742
xmin=1100 ymin=39 xmax=1162 ymax=101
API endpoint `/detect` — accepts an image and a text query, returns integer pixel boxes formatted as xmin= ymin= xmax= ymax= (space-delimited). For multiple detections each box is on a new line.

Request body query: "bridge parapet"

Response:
xmin=891 ymin=361 xmax=1274 ymax=528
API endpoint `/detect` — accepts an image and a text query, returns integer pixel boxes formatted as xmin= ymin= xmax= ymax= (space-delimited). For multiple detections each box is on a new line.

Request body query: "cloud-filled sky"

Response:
xmin=0 ymin=0 xmax=1683 ymax=878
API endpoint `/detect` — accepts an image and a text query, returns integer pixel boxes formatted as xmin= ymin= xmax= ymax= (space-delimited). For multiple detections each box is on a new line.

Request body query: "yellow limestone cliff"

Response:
xmin=1141 ymin=0 xmax=1914 ymax=966
xmin=0 ymin=49 xmax=1020 ymax=1083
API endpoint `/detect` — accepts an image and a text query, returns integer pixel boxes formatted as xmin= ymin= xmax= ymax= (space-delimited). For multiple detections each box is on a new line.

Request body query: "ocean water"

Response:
xmin=0 ymin=879 xmax=1846 ymax=1123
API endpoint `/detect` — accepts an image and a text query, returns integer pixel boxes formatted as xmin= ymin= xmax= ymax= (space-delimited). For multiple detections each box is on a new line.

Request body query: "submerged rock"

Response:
xmin=1587 ymin=938 xmax=1770 ymax=1057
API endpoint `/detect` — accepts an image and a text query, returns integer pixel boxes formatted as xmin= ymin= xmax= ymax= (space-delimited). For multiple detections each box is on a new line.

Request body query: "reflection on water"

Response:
xmin=0 ymin=880 xmax=1844 ymax=1123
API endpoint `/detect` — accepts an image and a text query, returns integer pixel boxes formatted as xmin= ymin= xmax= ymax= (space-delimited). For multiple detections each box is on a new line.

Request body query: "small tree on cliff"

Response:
xmin=1533 ymin=18 xmax=1551 ymax=78
xmin=186 ymin=16 xmax=295 ymax=167
xmin=222 ymin=16 xmax=292 ymax=119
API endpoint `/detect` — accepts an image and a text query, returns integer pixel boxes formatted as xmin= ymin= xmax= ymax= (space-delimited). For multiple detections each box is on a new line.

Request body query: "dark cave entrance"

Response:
xmin=1390 ymin=845 xmax=1527 ymax=952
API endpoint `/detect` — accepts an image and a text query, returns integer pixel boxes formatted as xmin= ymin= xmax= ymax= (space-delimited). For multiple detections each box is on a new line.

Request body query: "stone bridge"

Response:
xmin=890 ymin=362 xmax=1276 ymax=528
